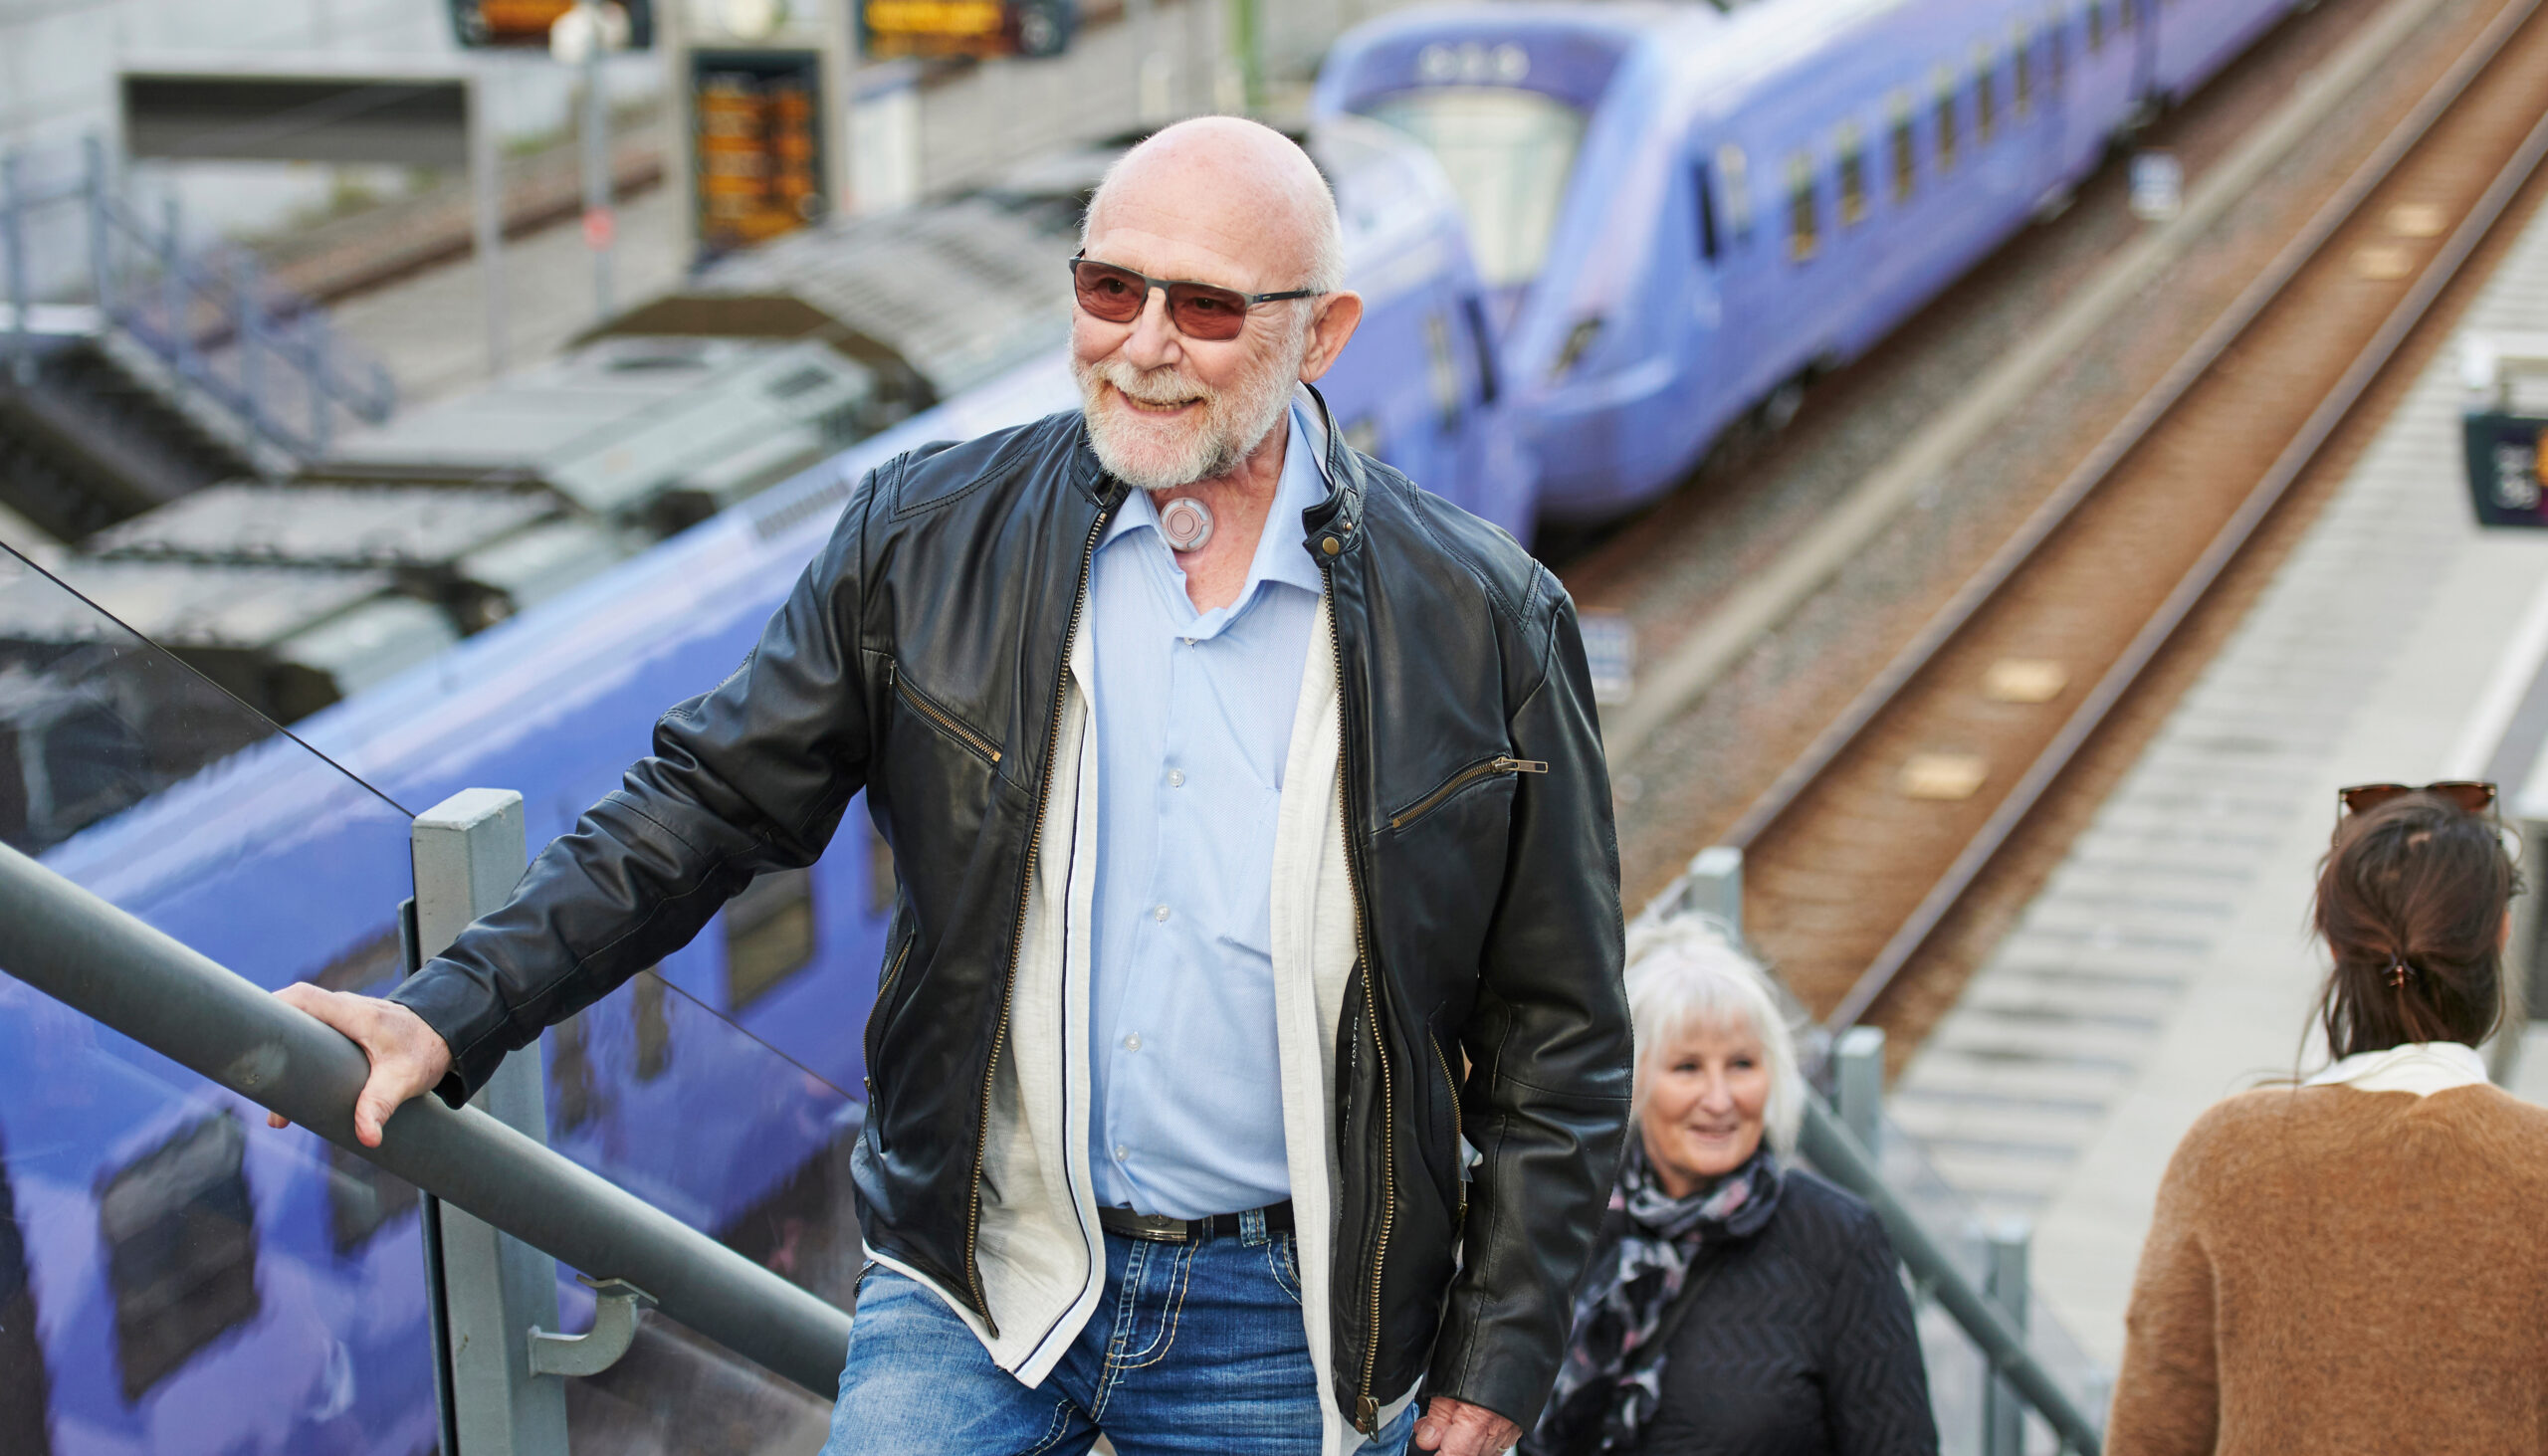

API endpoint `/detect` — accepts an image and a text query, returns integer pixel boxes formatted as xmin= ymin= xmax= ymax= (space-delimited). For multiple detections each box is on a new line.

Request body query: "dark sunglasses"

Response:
xmin=1068 ymin=255 xmax=1320 ymax=340
xmin=2337 ymin=781 xmax=2497 ymax=817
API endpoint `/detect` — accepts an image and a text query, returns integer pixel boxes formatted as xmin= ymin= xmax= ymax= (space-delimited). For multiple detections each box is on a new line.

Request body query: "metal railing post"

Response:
xmin=306 ymin=311 xmax=333 ymax=456
xmin=0 ymin=837 xmax=853 ymax=1397
xmin=3 ymin=149 xmax=33 ymax=387
xmin=84 ymin=134 xmax=114 ymax=319
xmin=1682 ymin=844 xmax=1744 ymax=933
xmin=1985 ymin=1219 xmax=2032 ymax=1456
xmin=233 ymin=251 xmax=265 ymax=447
xmin=1833 ymin=1024 xmax=1885 ymax=1156
xmin=160 ymin=192 xmax=190 ymax=381
xmin=412 ymin=789 xmax=571 ymax=1456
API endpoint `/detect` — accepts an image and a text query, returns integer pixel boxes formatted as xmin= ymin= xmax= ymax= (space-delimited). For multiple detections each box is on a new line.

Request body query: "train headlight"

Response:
xmin=1550 ymin=316 xmax=1604 ymax=380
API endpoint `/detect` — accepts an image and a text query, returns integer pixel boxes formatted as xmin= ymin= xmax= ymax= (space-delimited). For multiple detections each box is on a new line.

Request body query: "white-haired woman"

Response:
xmin=1522 ymin=918 xmax=1936 ymax=1456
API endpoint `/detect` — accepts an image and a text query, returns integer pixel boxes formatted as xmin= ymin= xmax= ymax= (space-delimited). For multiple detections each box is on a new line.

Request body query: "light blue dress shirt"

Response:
xmin=1086 ymin=403 xmax=1330 ymax=1218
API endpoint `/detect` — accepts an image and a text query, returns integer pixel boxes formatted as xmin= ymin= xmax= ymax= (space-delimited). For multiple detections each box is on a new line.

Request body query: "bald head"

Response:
xmin=1082 ymin=116 xmax=1344 ymax=295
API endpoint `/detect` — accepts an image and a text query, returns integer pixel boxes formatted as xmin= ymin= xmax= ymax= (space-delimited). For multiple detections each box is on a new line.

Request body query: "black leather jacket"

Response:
xmin=393 ymin=396 xmax=1631 ymax=1429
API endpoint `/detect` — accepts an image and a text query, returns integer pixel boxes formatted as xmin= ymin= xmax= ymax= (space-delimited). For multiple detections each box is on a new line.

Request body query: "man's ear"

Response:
xmin=1297 ymin=291 xmax=1366 ymax=384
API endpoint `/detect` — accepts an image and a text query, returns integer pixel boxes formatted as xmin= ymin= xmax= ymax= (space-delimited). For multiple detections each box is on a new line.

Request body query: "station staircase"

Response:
xmin=0 ymin=137 xmax=398 ymax=545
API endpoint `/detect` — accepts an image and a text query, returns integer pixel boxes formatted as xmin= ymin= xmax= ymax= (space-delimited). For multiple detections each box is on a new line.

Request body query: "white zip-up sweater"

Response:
xmin=865 ymin=594 xmax=1412 ymax=1455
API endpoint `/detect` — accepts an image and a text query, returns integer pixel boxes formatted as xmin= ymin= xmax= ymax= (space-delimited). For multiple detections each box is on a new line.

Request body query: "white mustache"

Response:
xmin=1092 ymin=360 xmax=1214 ymax=410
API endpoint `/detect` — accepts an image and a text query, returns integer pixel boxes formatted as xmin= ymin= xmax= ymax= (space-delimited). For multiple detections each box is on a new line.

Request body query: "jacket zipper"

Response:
xmin=894 ymin=664 xmax=1003 ymax=764
xmin=1322 ymin=557 xmax=1394 ymax=1436
xmin=863 ymin=935 xmax=915 ymax=1094
xmin=1430 ymin=1031 xmax=1466 ymax=1222
xmin=1386 ymin=755 xmax=1549 ymax=831
xmin=963 ymin=502 xmax=1113 ymax=1335
xmin=876 ymin=935 xmax=914 ymax=1002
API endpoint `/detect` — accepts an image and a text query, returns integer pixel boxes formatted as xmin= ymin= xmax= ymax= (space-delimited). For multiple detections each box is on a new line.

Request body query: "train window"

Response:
xmin=314 ymin=925 xmax=402 ymax=994
xmin=1364 ymin=87 xmax=1590 ymax=288
xmin=2117 ymin=0 xmax=2135 ymax=33
xmin=635 ymin=969 xmax=673 ymax=1083
xmin=1460 ymin=294 xmax=1501 ymax=406
xmin=1974 ymin=45 xmax=2000 ymax=142
xmin=866 ymin=815 xmax=898 ymax=918
xmin=1933 ymin=67 xmax=1960 ymax=173
xmin=0 ymin=1138 xmax=47 ymax=1456
xmin=1716 ymin=143 xmax=1755 ymax=246
xmin=326 ymin=1139 xmax=416 ymax=1255
xmin=1693 ymin=163 xmax=1721 ymax=262
xmin=2014 ymin=24 xmax=2033 ymax=117
xmin=1786 ymin=154 xmax=1819 ymax=262
xmin=1425 ymin=312 xmax=1465 ymax=426
xmin=727 ymin=866 xmax=817 ymax=1010
xmin=549 ymin=1009 xmax=601 ymax=1132
xmin=2046 ymin=8 xmax=2066 ymax=95
xmin=1888 ymin=96 xmax=1917 ymax=203
xmin=1835 ymin=124 xmax=1868 ymax=227
xmin=2087 ymin=0 xmax=2105 ymax=52
xmin=98 ymin=1113 xmax=262 ymax=1400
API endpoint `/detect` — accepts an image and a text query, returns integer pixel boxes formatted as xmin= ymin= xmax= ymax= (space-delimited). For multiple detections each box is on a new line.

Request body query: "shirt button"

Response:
xmin=1125 ymin=1033 xmax=1143 ymax=1051
xmin=1113 ymin=1144 xmax=1129 ymax=1160
xmin=1154 ymin=905 xmax=1170 ymax=922
xmin=1167 ymin=768 xmax=1185 ymax=788
xmin=1181 ymin=637 xmax=1195 ymax=646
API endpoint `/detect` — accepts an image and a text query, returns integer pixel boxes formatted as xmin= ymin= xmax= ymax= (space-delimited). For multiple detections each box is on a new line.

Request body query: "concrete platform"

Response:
xmin=1889 ymin=189 xmax=2548 ymax=1371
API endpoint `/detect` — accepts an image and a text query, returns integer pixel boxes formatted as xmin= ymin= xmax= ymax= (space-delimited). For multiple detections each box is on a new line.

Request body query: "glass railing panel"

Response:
xmin=0 ymin=541 xmax=435 ymax=1455
xmin=535 ymin=954 xmax=870 ymax=1451
xmin=2 ymin=535 xmax=890 ymax=1453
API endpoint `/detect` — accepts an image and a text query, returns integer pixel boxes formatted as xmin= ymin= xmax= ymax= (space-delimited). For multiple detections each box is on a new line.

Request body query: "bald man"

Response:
xmin=278 ymin=118 xmax=1628 ymax=1456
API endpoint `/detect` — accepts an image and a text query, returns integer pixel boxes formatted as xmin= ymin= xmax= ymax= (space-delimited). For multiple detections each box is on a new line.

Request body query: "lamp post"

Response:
xmin=551 ymin=2 xmax=635 ymax=321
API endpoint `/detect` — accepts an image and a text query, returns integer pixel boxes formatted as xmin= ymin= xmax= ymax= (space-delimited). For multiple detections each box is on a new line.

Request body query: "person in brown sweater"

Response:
xmin=2109 ymin=783 xmax=2546 ymax=1455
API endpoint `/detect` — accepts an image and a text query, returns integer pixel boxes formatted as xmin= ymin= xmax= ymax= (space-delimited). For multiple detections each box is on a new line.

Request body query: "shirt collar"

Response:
xmin=2304 ymin=1040 xmax=2491 ymax=1095
xmin=1100 ymin=401 xmax=1331 ymax=602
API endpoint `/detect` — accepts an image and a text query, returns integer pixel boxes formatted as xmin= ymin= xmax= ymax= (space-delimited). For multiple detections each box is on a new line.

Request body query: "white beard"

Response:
xmin=1073 ymin=322 xmax=1305 ymax=494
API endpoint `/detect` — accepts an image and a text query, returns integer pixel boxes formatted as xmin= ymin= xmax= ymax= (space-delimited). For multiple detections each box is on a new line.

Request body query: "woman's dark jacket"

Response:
xmin=1627 ymin=1168 xmax=1936 ymax=1456
xmin=386 ymin=395 xmax=1633 ymax=1432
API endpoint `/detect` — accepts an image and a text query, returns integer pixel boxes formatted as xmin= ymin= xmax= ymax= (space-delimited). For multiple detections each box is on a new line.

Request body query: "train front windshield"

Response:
xmin=1363 ymin=87 xmax=1586 ymax=289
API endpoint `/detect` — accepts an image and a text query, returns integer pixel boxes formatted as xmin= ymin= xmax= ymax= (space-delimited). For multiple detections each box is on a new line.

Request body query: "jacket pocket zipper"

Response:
xmin=1430 ymin=1030 xmax=1466 ymax=1222
xmin=893 ymin=664 xmax=1002 ymax=764
xmin=1387 ymin=755 xmax=1548 ymax=831
xmin=863 ymin=934 xmax=915 ymax=1092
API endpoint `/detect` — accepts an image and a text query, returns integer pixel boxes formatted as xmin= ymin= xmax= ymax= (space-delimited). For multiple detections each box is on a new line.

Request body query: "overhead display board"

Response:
xmin=449 ymin=0 xmax=657 ymax=49
xmin=859 ymin=0 xmax=1074 ymax=60
xmin=690 ymin=49 xmax=828 ymax=251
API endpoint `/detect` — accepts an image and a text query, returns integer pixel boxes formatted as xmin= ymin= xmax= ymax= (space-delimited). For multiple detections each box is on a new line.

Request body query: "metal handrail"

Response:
xmin=0 ymin=838 xmax=853 ymax=1398
xmin=1800 ymin=1096 xmax=2103 ymax=1453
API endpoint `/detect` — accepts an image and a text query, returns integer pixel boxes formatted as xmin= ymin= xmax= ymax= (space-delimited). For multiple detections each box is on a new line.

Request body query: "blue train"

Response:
xmin=0 ymin=116 xmax=1525 ymax=1454
xmin=1314 ymin=0 xmax=2310 ymax=523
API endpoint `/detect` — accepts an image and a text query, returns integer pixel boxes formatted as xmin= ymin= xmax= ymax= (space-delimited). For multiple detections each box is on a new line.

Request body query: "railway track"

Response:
xmin=1718 ymin=0 xmax=2548 ymax=1038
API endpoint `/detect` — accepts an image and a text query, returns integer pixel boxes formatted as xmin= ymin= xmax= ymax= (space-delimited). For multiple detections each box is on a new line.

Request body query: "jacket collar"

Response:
xmin=1296 ymin=382 xmax=1366 ymax=566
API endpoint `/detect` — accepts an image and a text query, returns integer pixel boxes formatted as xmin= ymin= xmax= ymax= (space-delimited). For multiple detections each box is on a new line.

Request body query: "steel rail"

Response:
xmin=0 ymin=837 xmax=856 ymax=1398
xmin=1703 ymin=0 xmax=2548 ymax=1032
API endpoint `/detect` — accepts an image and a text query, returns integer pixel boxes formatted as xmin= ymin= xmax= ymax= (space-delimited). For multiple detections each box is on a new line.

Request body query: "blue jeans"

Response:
xmin=822 ymin=1219 xmax=1416 ymax=1456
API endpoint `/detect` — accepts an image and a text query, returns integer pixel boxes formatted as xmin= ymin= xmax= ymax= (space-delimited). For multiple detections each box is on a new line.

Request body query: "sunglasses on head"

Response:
xmin=1069 ymin=254 xmax=1320 ymax=341
xmin=2336 ymin=781 xmax=2497 ymax=817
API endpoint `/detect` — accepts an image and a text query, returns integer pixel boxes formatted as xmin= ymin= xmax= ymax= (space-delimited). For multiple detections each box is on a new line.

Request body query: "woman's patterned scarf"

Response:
xmin=1522 ymin=1142 xmax=1784 ymax=1456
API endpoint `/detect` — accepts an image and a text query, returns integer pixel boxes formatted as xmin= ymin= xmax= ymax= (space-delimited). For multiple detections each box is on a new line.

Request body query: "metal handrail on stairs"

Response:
xmin=0 ymin=837 xmax=852 ymax=1398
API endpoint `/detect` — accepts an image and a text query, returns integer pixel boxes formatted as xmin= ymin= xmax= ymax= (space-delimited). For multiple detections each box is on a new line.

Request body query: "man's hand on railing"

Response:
xmin=266 ymin=985 xmax=454 ymax=1147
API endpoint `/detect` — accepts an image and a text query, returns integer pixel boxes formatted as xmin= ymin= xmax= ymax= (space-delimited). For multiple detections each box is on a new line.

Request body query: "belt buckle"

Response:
xmin=1122 ymin=1213 xmax=1189 ymax=1244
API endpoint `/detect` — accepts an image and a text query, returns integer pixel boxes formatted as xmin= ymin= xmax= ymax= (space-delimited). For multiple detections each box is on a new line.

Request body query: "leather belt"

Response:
xmin=1097 ymin=1199 xmax=1295 ymax=1245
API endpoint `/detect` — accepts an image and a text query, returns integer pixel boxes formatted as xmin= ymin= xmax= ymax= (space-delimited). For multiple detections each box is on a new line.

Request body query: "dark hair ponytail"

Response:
xmin=2312 ymin=792 xmax=2518 ymax=1058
